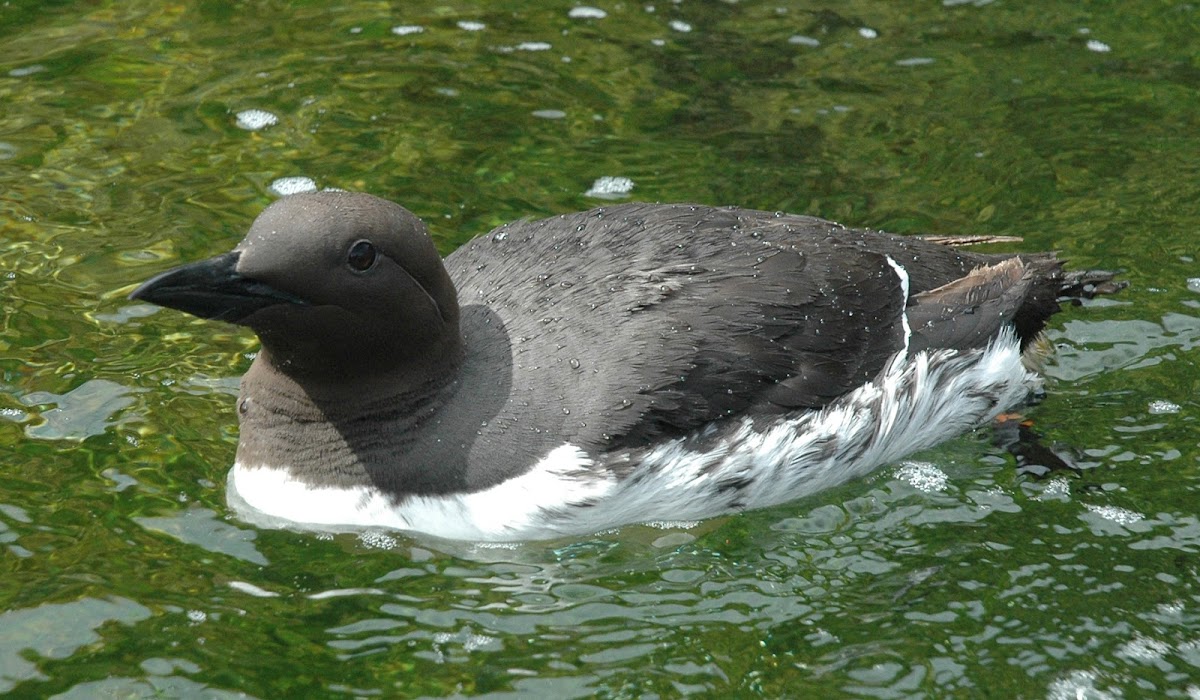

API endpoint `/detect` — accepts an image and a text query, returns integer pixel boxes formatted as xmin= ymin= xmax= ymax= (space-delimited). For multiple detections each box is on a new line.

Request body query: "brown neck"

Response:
xmin=232 ymin=344 xmax=469 ymax=492
xmin=242 ymin=341 xmax=465 ymax=421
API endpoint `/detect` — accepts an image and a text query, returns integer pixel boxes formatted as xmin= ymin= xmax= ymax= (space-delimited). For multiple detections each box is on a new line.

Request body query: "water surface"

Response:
xmin=2 ymin=1 xmax=1199 ymax=697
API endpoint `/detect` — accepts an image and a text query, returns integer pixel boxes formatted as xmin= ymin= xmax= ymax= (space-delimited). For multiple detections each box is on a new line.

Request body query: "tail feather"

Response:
xmin=908 ymin=254 xmax=1125 ymax=354
xmin=1057 ymin=268 xmax=1127 ymax=300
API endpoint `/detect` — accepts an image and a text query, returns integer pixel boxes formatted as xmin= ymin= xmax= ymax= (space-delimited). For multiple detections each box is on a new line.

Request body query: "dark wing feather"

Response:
xmin=446 ymin=204 xmax=1009 ymax=457
xmin=907 ymin=257 xmax=1037 ymax=353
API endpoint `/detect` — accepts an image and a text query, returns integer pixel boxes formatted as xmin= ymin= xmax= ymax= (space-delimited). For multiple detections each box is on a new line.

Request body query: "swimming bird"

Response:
xmin=129 ymin=192 xmax=1118 ymax=541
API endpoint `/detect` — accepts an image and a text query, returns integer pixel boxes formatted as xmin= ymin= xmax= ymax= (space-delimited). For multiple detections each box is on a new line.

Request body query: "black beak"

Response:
xmin=129 ymin=251 xmax=309 ymax=324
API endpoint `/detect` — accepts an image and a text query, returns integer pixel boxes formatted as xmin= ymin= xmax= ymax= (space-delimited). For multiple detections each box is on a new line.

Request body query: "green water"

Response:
xmin=2 ymin=0 xmax=1199 ymax=696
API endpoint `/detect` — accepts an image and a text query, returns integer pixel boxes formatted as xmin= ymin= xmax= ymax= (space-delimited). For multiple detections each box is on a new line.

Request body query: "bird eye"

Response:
xmin=347 ymin=240 xmax=377 ymax=272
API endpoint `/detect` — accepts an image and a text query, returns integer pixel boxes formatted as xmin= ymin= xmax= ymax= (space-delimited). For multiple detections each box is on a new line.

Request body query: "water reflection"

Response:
xmin=1048 ymin=313 xmax=1200 ymax=382
xmin=0 ymin=598 xmax=152 ymax=693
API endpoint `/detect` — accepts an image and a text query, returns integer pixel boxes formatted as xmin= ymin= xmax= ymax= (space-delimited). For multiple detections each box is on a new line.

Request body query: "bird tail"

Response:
xmin=1055 ymin=267 xmax=1127 ymax=301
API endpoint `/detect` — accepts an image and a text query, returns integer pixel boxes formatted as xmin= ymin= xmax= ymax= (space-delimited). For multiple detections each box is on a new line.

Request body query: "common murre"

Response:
xmin=129 ymin=192 xmax=1120 ymax=541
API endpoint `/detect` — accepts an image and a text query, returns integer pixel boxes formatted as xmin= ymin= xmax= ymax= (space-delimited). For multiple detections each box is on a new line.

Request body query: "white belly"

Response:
xmin=227 ymin=328 xmax=1035 ymax=541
